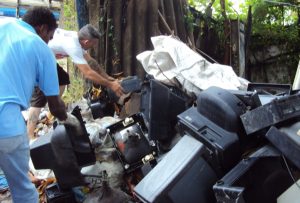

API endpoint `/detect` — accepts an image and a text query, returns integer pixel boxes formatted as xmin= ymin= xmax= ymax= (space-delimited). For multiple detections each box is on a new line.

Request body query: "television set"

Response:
xmin=134 ymin=135 xmax=218 ymax=203
xmin=140 ymin=79 xmax=192 ymax=143
xmin=30 ymin=106 xmax=96 ymax=190
xmin=213 ymin=145 xmax=293 ymax=203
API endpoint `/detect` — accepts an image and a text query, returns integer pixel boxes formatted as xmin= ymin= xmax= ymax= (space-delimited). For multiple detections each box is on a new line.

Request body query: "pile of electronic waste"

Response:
xmin=30 ymin=76 xmax=300 ymax=203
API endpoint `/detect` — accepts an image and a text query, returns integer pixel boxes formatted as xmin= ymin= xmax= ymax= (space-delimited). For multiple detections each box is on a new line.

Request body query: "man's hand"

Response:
xmin=109 ymin=80 xmax=124 ymax=97
xmin=59 ymin=112 xmax=79 ymax=125
xmin=58 ymin=113 xmax=83 ymax=135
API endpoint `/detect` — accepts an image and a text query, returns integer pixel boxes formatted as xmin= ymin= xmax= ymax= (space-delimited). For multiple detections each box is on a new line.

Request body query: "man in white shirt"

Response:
xmin=27 ymin=24 xmax=124 ymax=139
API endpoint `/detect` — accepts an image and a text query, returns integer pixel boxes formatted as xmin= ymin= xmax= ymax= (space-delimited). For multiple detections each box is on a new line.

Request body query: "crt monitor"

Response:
xmin=134 ymin=135 xmax=218 ymax=203
xmin=140 ymin=79 xmax=191 ymax=143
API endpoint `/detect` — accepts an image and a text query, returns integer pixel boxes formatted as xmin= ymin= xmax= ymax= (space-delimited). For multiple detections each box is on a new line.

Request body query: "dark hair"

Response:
xmin=22 ymin=6 xmax=57 ymax=31
xmin=78 ymin=24 xmax=101 ymax=40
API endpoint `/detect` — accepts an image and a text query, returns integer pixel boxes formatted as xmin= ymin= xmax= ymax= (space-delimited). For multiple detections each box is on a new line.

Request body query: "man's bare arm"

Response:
xmin=84 ymin=53 xmax=114 ymax=81
xmin=46 ymin=96 xmax=67 ymax=120
xmin=76 ymin=63 xmax=124 ymax=97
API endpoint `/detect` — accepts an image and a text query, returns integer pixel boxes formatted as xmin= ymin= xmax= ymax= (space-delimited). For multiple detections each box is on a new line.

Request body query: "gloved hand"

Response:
xmin=58 ymin=113 xmax=83 ymax=136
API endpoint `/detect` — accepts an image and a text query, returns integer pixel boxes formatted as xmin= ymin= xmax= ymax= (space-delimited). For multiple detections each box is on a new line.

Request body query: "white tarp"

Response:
xmin=137 ymin=35 xmax=248 ymax=95
xmin=292 ymin=60 xmax=300 ymax=90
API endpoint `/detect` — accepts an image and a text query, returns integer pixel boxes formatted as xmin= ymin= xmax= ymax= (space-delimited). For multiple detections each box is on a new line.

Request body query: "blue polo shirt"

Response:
xmin=0 ymin=19 xmax=59 ymax=137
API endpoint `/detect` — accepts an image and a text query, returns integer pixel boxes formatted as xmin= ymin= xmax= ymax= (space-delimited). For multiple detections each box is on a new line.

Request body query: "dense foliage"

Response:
xmin=188 ymin=0 xmax=299 ymax=45
xmin=187 ymin=0 xmax=300 ymax=83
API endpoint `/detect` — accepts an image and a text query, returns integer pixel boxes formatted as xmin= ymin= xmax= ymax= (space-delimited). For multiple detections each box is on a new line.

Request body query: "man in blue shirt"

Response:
xmin=0 ymin=7 xmax=67 ymax=202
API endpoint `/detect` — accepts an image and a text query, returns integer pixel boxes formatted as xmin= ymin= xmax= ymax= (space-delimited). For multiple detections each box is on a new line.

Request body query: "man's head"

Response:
xmin=78 ymin=24 xmax=101 ymax=50
xmin=22 ymin=7 xmax=58 ymax=43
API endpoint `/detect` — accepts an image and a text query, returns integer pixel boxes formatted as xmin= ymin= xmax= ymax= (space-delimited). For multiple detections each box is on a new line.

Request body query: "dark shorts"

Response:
xmin=30 ymin=64 xmax=70 ymax=108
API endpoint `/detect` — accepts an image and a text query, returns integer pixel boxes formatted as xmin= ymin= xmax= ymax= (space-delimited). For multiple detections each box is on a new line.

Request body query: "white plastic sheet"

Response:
xmin=292 ymin=60 xmax=300 ymax=90
xmin=137 ymin=36 xmax=248 ymax=94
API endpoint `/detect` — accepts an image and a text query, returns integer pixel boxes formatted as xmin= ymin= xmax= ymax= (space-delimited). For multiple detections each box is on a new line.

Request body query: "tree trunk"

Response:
xmin=75 ymin=0 xmax=89 ymax=29
xmin=220 ymin=0 xmax=231 ymax=65
xmin=245 ymin=6 xmax=252 ymax=80
xmin=84 ymin=0 xmax=189 ymax=79
xmin=122 ymin=0 xmax=135 ymax=76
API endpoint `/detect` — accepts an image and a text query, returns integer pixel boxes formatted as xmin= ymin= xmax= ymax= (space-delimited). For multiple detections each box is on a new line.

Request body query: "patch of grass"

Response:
xmin=59 ymin=59 xmax=85 ymax=106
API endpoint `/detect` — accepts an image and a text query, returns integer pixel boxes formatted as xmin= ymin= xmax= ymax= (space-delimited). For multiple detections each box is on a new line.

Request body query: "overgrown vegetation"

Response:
xmin=187 ymin=0 xmax=300 ymax=83
xmin=59 ymin=0 xmax=85 ymax=106
xmin=188 ymin=0 xmax=299 ymax=46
